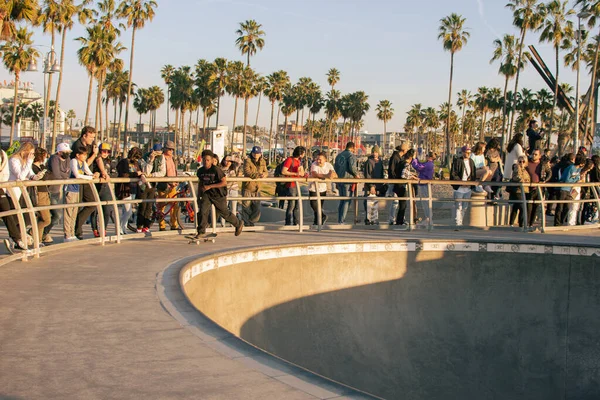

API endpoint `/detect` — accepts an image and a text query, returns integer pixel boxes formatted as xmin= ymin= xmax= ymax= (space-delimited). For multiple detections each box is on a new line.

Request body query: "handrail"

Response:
xmin=0 ymin=175 xmax=596 ymax=263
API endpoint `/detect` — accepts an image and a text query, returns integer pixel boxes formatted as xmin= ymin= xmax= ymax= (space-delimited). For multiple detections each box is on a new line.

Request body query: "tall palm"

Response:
xmin=235 ymin=19 xmax=265 ymax=66
xmin=210 ymin=57 xmax=228 ymax=127
xmin=306 ymin=83 xmax=323 ymax=149
xmin=265 ymin=70 xmax=289 ymax=163
xmin=240 ymin=66 xmax=258 ymax=152
xmin=66 ymin=108 xmax=76 ymax=133
xmin=423 ymin=107 xmax=440 ymax=151
xmin=376 ymin=100 xmax=394 ymax=154
xmin=491 ymin=33 xmax=527 ymax=146
xmin=348 ymin=91 xmax=370 ymax=142
xmin=474 ymin=87 xmax=490 ymax=141
xmin=506 ymin=0 xmax=546 ymax=138
xmin=325 ymin=89 xmax=341 ymax=150
xmin=327 ymin=68 xmax=340 ymax=90
xmin=2 ymin=27 xmax=38 ymax=145
xmin=457 ymin=89 xmax=472 ymax=142
xmin=406 ymin=104 xmax=425 ymax=144
xmin=52 ymin=0 xmax=95 ymax=152
xmin=0 ymin=0 xmax=39 ymax=42
xmin=253 ymin=74 xmax=267 ymax=143
xmin=160 ymin=64 xmax=174 ymax=131
xmin=281 ymin=91 xmax=296 ymax=158
xmin=536 ymin=88 xmax=553 ymax=128
xmin=539 ymin=0 xmax=574 ymax=136
xmin=226 ymin=60 xmax=244 ymax=150
xmin=438 ymin=13 xmax=469 ymax=166
xmin=117 ymin=0 xmax=157 ymax=153
xmin=39 ymin=0 xmax=60 ymax=144
xmin=145 ymin=85 xmax=164 ymax=143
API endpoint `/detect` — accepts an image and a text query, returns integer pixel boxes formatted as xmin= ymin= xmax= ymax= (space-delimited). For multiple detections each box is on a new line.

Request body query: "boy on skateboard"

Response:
xmin=191 ymin=150 xmax=243 ymax=240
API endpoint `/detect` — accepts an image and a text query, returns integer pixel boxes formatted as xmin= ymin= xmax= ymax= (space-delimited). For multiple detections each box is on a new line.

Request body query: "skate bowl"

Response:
xmin=180 ymin=240 xmax=600 ymax=400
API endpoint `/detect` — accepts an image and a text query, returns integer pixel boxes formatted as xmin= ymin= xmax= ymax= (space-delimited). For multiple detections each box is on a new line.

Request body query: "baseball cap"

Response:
xmin=99 ymin=142 xmax=111 ymax=151
xmin=164 ymin=140 xmax=175 ymax=150
xmin=152 ymin=143 xmax=163 ymax=151
xmin=251 ymin=146 xmax=262 ymax=154
xmin=56 ymin=143 xmax=71 ymax=153
xmin=461 ymin=145 xmax=471 ymax=152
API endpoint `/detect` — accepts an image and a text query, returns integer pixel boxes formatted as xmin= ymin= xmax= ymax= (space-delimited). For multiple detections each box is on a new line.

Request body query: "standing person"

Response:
xmin=387 ymin=143 xmax=408 ymax=224
xmin=571 ymin=160 xmax=594 ymax=226
xmin=525 ymin=149 xmax=551 ymax=228
xmin=547 ymin=153 xmax=574 ymax=217
xmin=8 ymin=142 xmax=36 ymax=207
xmin=485 ymin=138 xmax=504 ymax=200
xmin=526 ymin=120 xmax=543 ymax=152
xmin=31 ymin=148 xmax=51 ymax=244
xmin=450 ymin=145 xmax=476 ymax=228
xmin=470 ymin=142 xmax=492 ymax=193
xmin=138 ymin=143 xmax=163 ymax=232
xmin=191 ymin=150 xmax=243 ymax=240
xmin=90 ymin=143 xmax=112 ymax=237
xmin=412 ymin=151 xmax=437 ymax=224
xmin=71 ymin=126 xmax=99 ymax=166
xmin=395 ymin=149 xmax=417 ymax=226
xmin=281 ymin=146 xmax=307 ymax=226
xmin=334 ymin=142 xmax=358 ymax=224
xmin=116 ymin=147 xmax=144 ymax=235
xmin=219 ymin=156 xmax=241 ymax=227
xmin=241 ymin=146 xmax=268 ymax=226
xmin=309 ymin=151 xmax=337 ymax=225
xmin=504 ymin=133 xmax=525 ymax=181
xmin=155 ymin=140 xmax=179 ymax=231
xmin=0 ymin=146 xmax=27 ymax=253
xmin=43 ymin=143 xmax=72 ymax=243
xmin=66 ymin=147 xmax=99 ymax=241
xmin=555 ymin=154 xmax=586 ymax=226
xmin=508 ymin=155 xmax=531 ymax=228
xmin=362 ymin=145 xmax=384 ymax=224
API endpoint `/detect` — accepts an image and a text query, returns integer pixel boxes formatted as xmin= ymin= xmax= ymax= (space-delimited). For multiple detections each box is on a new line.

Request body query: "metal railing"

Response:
xmin=0 ymin=175 xmax=597 ymax=263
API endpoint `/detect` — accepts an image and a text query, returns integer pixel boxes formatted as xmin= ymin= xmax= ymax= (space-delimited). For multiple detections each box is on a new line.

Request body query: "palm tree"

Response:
xmin=536 ymin=88 xmax=553 ymax=128
xmin=145 ymin=85 xmax=163 ymax=143
xmin=423 ymin=107 xmax=440 ymax=151
xmin=240 ymin=66 xmax=258 ymax=152
xmin=66 ymin=109 xmax=76 ymax=133
xmin=457 ymin=89 xmax=472 ymax=141
xmin=327 ymin=68 xmax=340 ymax=90
xmin=506 ymin=0 xmax=546 ymax=139
xmin=265 ymin=70 xmax=289 ymax=163
xmin=226 ymin=60 xmax=244 ymax=150
xmin=235 ymin=19 xmax=265 ymax=66
xmin=210 ymin=57 xmax=228 ymax=127
xmin=2 ymin=27 xmax=38 ymax=145
xmin=491 ymin=33 xmax=527 ymax=146
xmin=253 ymin=74 xmax=267 ymax=143
xmin=306 ymin=83 xmax=323 ymax=149
xmin=325 ymin=89 xmax=341 ymax=150
xmin=406 ymin=104 xmax=425 ymax=144
xmin=133 ymin=87 xmax=148 ymax=133
xmin=39 ymin=0 xmax=60 ymax=143
xmin=438 ymin=13 xmax=469 ymax=166
xmin=160 ymin=64 xmax=174 ymax=131
xmin=0 ymin=0 xmax=39 ymax=42
xmin=51 ymin=0 xmax=95 ymax=151
xmin=376 ymin=100 xmax=393 ymax=155
xmin=347 ymin=91 xmax=370 ymax=142
xmin=117 ymin=0 xmax=157 ymax=153
xmin=281 ymin=91 xmax=296 ymax=158
xmin=474 ymin=87 xmax=490 ymax=141
xmin=540 ymin=0 xmax=574 ymax=136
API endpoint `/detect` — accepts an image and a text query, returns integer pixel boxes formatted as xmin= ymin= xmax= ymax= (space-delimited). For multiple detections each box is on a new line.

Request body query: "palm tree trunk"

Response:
xmin=104 ymin=87 xmax=109 ymax=143
xmin=174 ymin=107 xmax=179 ymax=151
xmin=180 ymin=109 xmax=185 ymax=153
xmin=255 ymin=92 xmax=262 ymax=145
xmin=123 ymin=26 xmax=137 ymax=155
xmin=45 ymin=29 xmax=55 ymax=149
xmin=283 ymin=114 xmax=289 ymax=158
xmin=85 ymin=73 xmax=94 ymax=126
xmin=268 ymin=100 xmax=275 ymax=164
xmin=445 ymin=54 xmax=454 ymax=168
xmin=216 ymin=93 xmax=221 ymax=127
xmin=112 ymin=99 xmax=117 ymax=143
xmin=188 ymin=111 xmax=192 ymax=158
xmin=97 ymin=75 xmax=104 ymax=140
xmin=243 ymin=96 xmax=249 ymax=153
xmin=117 ymin=101 xmax=123 ymax=157
xmin=95 ymin=79 xmax=101 ymax=131
xmin=300 ymin=108 xmax=305 ymax=147
xmin=585 ymin=30 xmax=600 ymax=145
xmin=231 ymin=96 xmax=238 ymax=152
xmin=500 ymin=75 xmax=509 ymax=149
xmin=549 ymin=46 xmax=559 ymax=137
xmin=295 ymin=109 xmax=300 ymax=147
xmin=509 ymin=27 xmax=527 ymax=140
xmin=202 ymin=108 xmax=207 ymax=144
xmin=9 ymin=73 xmax=19 ymax=146
xmin=274 ymin=106 xmax=281 ymax=162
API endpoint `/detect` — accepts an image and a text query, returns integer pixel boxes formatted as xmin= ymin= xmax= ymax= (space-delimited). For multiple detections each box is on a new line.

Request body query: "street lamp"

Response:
xmin=27 ymin=45 xmax=60 ymax=148
xmin=575 ymin=10 xmax=591 ymax=152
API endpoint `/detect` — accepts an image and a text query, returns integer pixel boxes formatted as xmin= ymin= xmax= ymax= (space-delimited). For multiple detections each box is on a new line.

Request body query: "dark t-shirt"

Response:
xmin=70 ymin=138 xmax=93 ymax=159
xmin=197 ymin=165 xmax=226 ymax=197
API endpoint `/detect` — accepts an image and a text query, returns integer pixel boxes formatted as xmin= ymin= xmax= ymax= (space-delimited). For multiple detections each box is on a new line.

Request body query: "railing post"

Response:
xmin=427 ymin=182 xmax=433 ymax=231
xmin=520 ymin=182 xmax=528 ymax=232
xmin=297 ymin=179 xmax=304 ymax=232
xmin=7 ymin=187 xmax=29 ymax=261
xmin=188 ymin=179 xmax=199 ymax=232
xmin=211 ymin=204 xmax=217 ymax=234
xmin=538 ymin=183 xmax=547 ymax=233
xmin=353 ymin=183 xmax=359 ymax=225
xmin=89 ymin=181 xmax=105 ymax=244
xmin=408 ymin=181 xmax=414 ymax=231
xmin=20 ymin=183 xmax=40 ymax=258
xmin=108 ymin=183 xmax=121 ymax=243
xmin=316 ymin=182 xmax=322 ymax=232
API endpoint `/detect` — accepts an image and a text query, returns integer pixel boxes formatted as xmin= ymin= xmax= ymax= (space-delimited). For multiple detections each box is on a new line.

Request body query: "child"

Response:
xmin=366 ymin=185 xmax=379 ymax=225
xmin=65 ymin=147 xmax=99 ymax=241
xmin=191 ymin=150 xmax=243 ymax=240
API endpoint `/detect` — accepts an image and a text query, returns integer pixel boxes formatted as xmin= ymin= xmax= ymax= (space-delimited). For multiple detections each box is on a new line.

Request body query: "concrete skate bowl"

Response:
xmin=179 ymin=241 xmax=600 ymax=400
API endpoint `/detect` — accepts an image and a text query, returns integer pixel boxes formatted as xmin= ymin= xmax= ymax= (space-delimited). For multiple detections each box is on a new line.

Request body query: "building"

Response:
xmin=0 ymin=81 xmax=66 ymax=147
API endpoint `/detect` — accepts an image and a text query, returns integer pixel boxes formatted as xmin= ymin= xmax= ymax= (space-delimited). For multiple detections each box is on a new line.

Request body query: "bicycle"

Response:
xmin=151 ymin=182 xmax=195 ymax=229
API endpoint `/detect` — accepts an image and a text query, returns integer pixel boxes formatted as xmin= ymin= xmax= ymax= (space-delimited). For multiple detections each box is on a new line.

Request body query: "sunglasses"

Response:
xmin=101 ymin=150 xmax=110 ymax=153
xmin=518 ymin=161 xmax=526 ymax=164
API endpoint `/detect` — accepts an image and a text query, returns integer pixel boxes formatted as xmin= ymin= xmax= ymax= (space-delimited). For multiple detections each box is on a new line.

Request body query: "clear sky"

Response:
xmin=0 ymin=0 xmax=584 ymax=134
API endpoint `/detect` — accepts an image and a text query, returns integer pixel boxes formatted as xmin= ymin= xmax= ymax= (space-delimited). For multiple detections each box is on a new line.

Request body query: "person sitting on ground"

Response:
xmin=241 ymin=146 xmax=268 ymax=227
xmin=31 ymin=148 xmax=52 ymax=245
xmin=450 ymin=145 xmax=477 ymax=228
xmin=191 ymin=150 xmax=243 ymax=240
xmin=412 ymin=151 xmax=437 ymax=224
xmin=66 ymin=146 xmax=100 ymax=242
xmin=43 ymin=143 xmax=72 ymax=243
xmin=362 ymin=145 xmax=384 ymax=224
xmin=504 ymin=133 xmax=525 ymax=181
xmin=470 ymin=141 xmax=492 ymax=193
xmin=508 ymin=155 xmax=531 ymax=228
xmin=309 ymin=151 xmax=337 ymax=226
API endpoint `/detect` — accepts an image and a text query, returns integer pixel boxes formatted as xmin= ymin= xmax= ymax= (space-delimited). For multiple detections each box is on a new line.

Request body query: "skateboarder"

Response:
xmin=190 ymin=150 xmax=243 ymax=241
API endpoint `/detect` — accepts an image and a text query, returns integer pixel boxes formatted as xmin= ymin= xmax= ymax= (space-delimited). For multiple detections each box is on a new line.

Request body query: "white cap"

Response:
xmin=56 ymin=142 xmax=71 ymax=153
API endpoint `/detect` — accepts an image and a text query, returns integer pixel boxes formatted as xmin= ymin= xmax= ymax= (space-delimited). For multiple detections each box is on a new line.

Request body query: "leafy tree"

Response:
xmin=376 ymin=100 xmax=394 ymax=154
xmin=235 ymin=19 xmax=265 ymax=66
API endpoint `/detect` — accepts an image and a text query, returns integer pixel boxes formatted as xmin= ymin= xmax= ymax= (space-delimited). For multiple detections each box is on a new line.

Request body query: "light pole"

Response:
xmin=575 ymin=11 xmax=591 ymax=152
xmin=27 ymin=46 xmax=60 ymax=148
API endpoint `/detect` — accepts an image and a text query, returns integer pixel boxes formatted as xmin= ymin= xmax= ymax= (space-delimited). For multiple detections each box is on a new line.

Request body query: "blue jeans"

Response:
xmin=337 ymin=183 xmax=354 ymax=223
xmin=285 ymin=186 xmax=299 ymax=225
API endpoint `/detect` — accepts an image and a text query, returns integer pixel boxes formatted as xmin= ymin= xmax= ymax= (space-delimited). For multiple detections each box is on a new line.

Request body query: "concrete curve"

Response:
xmin=181 ymin=240 xmax=600 ymax=400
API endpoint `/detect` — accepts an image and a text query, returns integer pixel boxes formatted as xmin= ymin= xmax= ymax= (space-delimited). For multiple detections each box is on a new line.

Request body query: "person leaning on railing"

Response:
xmin=555 ymin=154 xmax=585 ymax=227
xmin=44 ymin=143 xmax=72 ymax=243
xmin=241 ymin=146 xmax=268 ymax=227
xmin=525 ymin=149 xmax=551 ymax=228
xmin=334 ymin=142 xmax=358 ymax=224
xmin=450 ymin=145 xmax=476 ymax=228
xmin=116 ymin=147 xmax=144 ymax=235
xmin=31 ymin=148 xmax=51 ymax=245
xmin=508 ymin=155 xmax=530 ymax=228
xmin=309 ymin=151 xmax=337 ymax=226
xmin=386 ymin=143 xmax=408 ymax=225
xmin=569 ymin=159 xmax=594 ymax=226
xmin=67 ymin=146 xmax=100 ymax=241
xmin=281 ymin=146 xmax=307 ymax=226
xmin=0 ymin=146 xmax=27 ymax=252
xmin=154 ymin=140 xmax=179 ymax=232
xmin=138 ymin=143 xmax=163 ymax=233
xmin=90 ymin=143 xmax=113 ymax=237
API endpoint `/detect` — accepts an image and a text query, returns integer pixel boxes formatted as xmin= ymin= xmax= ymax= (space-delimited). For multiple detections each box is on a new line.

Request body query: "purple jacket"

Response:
xmin=411 ymin=159 xmax=434 ymax=180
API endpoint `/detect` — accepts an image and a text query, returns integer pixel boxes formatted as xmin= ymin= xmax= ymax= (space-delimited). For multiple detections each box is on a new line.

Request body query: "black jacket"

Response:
xmin=450 ymin=157 xmax=476 ymax=190
xmin=388 ymin=151 xmax=402 ymax=179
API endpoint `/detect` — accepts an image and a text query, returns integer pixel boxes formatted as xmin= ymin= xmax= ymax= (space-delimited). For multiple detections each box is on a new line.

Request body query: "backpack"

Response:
xmin=274 ymin=160 xmax=286 ymax=195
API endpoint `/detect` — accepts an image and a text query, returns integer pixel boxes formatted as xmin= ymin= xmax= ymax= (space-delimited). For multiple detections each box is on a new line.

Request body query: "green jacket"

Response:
xmin=242 ymin=157 xmax=267 ymax=193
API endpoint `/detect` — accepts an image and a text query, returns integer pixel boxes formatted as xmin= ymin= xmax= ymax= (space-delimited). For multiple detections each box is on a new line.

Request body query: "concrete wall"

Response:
xmin=180 ymin=243 xmax=600 ymax=399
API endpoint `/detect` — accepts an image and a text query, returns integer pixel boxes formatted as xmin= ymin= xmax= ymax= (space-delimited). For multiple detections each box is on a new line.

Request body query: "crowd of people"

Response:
xmin=0 ymin=121 xmax=598 ymax=253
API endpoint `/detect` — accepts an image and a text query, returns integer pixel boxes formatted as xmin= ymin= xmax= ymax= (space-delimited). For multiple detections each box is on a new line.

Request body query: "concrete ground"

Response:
xmin=0 ymin=229 xmax=599 ymax=400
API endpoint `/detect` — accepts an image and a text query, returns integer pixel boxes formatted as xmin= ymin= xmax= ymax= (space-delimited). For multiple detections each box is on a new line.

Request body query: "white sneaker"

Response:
xmin=64 ymin=236 xmax=79 ymax=243
xmin=42 ymin=235 xmax=54 ymax=244
xmin=4 ymin=238 xmax=14 ymax=254
xmin=26 ymin=235 xmax=34 ymax=246
xmin=474 ymin=186 xmax=484 ymax=193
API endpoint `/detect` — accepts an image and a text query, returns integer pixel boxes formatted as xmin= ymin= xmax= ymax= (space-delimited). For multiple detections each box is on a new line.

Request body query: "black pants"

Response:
xmin=527 ymin=189 xmax=541 ymax=227
xmin=0 ymin=191 xmax=21 ymax=241
xmin=197 ymin=194 xmax=239 ymax=234
xmin=547 ymin=188 xmax=558 ymax=214
xmin=554 ymin=191 xmax=570 ymax=226
xmin=137 ymin=187 xmax=156 ymax=229
xmin=394 ymin=185 xmax=407 ymax=225
xmin=309 ymin=191 xmax=326 ymax=225
xmin=509 ymin=191 xmax=525 ymax=227
xmin=75 ymin=184 xmax=96 ymax=237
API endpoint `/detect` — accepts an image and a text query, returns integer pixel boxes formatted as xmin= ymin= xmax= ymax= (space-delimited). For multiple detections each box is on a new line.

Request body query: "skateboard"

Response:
xmin=187 ymin=233 xmax=217 ymax=244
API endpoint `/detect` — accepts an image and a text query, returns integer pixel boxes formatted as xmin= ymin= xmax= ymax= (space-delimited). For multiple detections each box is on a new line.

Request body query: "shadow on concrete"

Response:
xmin=238 ymin=251 xmax=600 ymax=400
